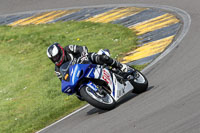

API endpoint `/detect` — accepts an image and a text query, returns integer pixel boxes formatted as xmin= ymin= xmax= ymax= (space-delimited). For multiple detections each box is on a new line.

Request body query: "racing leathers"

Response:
xmin=55 ymin=45 xmax=127 ymax=81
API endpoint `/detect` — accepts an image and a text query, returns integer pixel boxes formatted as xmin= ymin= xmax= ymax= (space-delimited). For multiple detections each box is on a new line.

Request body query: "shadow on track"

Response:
xmin=87 ymin=86 xmax=154 ymax=115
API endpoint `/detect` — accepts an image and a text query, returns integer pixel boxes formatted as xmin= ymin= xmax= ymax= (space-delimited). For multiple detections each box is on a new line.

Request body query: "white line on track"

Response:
xmin=36 ymin=104 xmax=90 ymax=133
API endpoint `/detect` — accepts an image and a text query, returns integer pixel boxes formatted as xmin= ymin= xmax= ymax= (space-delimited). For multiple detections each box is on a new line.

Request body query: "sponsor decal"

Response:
xmin=70 ymin=68 xmax=73 ymax=76
xmin=77 ymin=70 xmax=80 ymax=77
xmin=102 ymin=69 xmax=111 ymax=84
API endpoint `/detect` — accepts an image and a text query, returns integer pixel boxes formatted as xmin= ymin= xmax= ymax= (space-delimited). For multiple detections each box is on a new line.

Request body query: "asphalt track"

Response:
xmin=1 ymin=0 xmax=200 ymax=133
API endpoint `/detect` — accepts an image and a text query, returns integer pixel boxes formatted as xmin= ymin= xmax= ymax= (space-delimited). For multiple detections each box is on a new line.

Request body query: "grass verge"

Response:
xmin=0 ymin=21 xmax=139 ymax=133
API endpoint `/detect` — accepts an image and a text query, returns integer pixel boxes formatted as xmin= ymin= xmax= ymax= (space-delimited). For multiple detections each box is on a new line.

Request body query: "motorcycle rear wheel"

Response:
xmin=131 ymin=70 xmax=148 ymax=94
xmin=80 ymin=86 xmax=116 ymax=110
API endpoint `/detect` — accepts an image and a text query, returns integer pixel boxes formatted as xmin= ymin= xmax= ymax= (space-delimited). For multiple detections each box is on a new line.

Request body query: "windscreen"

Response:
xmin=59 ymin=61 xmax=72 ymax=78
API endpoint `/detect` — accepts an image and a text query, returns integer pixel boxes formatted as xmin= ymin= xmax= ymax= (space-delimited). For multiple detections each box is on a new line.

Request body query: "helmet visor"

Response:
xmin=52 ymin=54 xmax=61 ymax=62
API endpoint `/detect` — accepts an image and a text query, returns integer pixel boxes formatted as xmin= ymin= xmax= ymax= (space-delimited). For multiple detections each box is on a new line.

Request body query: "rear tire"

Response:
xmin=80 ymin=86 xmax=116 ymax=110
xmin=131 ymin=70 xmax=148 ymax=94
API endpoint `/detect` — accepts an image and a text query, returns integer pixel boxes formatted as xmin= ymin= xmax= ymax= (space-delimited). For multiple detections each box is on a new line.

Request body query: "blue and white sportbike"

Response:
xmin=60 ymin=50 xmax=148 ymax=110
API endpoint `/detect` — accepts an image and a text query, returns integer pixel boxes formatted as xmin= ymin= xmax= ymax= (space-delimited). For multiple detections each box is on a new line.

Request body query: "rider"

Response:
xmin=47 ymin=42 xmax=131 ymax=81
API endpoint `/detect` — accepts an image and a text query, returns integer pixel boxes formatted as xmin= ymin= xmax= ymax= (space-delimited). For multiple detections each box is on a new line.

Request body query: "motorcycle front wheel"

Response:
xmin=80 ymin=85 xmax=116 ymax=110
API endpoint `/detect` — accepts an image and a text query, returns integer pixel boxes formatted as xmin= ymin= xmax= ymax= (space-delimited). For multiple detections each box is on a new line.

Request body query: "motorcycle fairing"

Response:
xmin=61 ymin=63 xmax=134 ymax=101
xmin=86 ymin=67 xmax=132 ymax=100
xmin=86 ymin=67 xmax=115 ymax=97
xmin=62 ymin=63 xmax=92 ymax=95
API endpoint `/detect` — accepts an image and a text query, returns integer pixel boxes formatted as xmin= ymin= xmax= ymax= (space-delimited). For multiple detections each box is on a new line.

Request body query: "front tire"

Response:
xmin=80 ymin=86 xmax=116 ymax=110
xmin=131 ymin=70 xmax=148 ymax=94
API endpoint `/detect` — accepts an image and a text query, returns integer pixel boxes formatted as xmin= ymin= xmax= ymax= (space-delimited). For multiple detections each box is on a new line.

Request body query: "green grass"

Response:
xmin=0 ymin=21 xmax=139 ymax=133
xmin=133 ymin=64 xmax=149 ymax=71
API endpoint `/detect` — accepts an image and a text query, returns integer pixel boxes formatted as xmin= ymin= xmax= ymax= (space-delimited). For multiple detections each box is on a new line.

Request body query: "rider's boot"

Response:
xmin=112 ymin=60 xmax=135 ymax=79
xmin=119 ymin=63 xmax=129 ymax=72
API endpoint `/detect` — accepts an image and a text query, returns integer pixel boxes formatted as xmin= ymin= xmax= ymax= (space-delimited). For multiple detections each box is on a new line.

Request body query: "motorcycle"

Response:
xmin=60 ymin=50 xmax=148 ymax=110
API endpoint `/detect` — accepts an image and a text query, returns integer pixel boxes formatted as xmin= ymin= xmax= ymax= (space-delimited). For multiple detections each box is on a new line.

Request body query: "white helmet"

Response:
xmin=47 ymin=43 xmax=65 ymax=66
